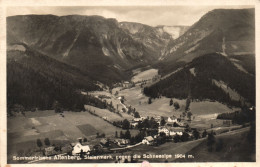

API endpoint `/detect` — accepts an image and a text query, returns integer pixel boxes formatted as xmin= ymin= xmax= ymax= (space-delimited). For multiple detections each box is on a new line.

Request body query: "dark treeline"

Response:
xmin=144 ymin=53 xmax=255 ymax=106
xmin=217 ymin=107 xmax=255 ymax=125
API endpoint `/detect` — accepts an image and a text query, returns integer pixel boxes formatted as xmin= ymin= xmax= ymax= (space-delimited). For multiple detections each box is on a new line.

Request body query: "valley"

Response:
xmin=6 ymin=7 xmax=255 ymax=164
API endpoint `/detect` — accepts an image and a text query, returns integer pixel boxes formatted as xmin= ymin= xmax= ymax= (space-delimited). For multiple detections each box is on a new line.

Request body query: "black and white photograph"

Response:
xmin=1 ymin=0 xmax=258 ymax=165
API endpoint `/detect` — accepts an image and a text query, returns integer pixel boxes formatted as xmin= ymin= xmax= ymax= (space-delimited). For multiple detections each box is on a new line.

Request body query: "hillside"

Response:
xmin=144 ymin=53 xmax=255 ymax=106
xmin=7 ymin=44 xmax=100 ymax=111
xmin=119 ymin=22 xmax=172 ymax=61
xmin=175 ymin=127 xmax=255 ymax=162
xmin=159 ymin=8 xmax=254 ymax=74
xmin=7 ymin=15 xmax=174 ymax=85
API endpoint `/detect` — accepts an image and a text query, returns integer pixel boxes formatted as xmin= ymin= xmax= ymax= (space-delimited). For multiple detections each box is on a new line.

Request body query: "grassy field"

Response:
xmin=116 ymin=85 xmax=235 ymax=120
xmin=8 ymin=109 xmax=141 ymax=162
xmin=88 ymin=91 xmax=134 ymax=120
xmin=84 ymin=105 xmax=124 ymax=122
xmin=131 ymin=69 xmax=158 ymax=83
xmin=117 ymin=86 xmax=186 ymax=117
xmin=7 ymin=110 xmax=124 ymax=159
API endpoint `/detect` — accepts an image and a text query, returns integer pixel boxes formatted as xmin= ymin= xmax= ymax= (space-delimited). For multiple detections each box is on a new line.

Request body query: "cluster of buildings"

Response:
xmin=43 ymin=115 xmax=189 ymax=157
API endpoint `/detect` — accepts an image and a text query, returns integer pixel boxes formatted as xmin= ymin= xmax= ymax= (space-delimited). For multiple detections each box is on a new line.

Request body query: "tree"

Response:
xmin=83 ymin=137 xmax=88 ymax=142
xmin=52 ymin=101 xmax=62 ymax=113
xmin=181 ymin=132 xmax=189 ymax=142
xmin=125 ymin=129 xmax=131 ymax=139
xmin=169 ymin=99 xmax=173 ymax=106
xmin=160 ymin=118 xmax=166 ymax=126
xmin=80 ymin=149 xmax=84 ymax=159
xmin=120 ymin=131 xmax=124 ymax=139
xmin=202 ymin=130 xmax=208 ymax=138
xmin=185 ymin=98 xmax=191 ymax=111
xmin=192 ymin=129 xmax=200 ymax=140
xmin=134 ymin=111 xmax=140 ymax=118
xmin=182 ymin=112 xmax=186 ymax=118
xmin=122 ymin=119 xmax=130 ymax=129
xmin=148 ymin=97 xmax=152 ymax=104
xmin=174 ymin=102 xmax=180 ymax=110
xmin=44 ymin=138 xmax=50 ymax=146
xmin=187 ymin=112 xmax=193 ymax=121
xmin=173 ymin=135 xmax=181 ymax=143
xmin=96 ymin=132 xmax=100 ymax=138
xmin=115 ymin=131 xmax=118 ymax=138
xmin=36 ymin=139 xmax=43 ymax=149
xmin=100 ymin=133 xmax=106 ymax=138
xmin=12 ymin=104 xmax=25 ymax=115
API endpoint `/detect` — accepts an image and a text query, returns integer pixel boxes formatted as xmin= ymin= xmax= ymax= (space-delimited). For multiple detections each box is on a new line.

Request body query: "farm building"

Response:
xmin=167 ymin=116 xmax=178 ymax=123
xmin=158 ymin=127 xmax=170 ymax=136
xmin=100 ymin=138 xmax=109 ymax=146
xmin=169 ymin=127 xmax=184 ymax=136
xmin=72 ymin=143 xmax=91 ymax=155
xmin=114 ymin=139 xmax=130 ymax=146
xmin=122 ymin=81 xmax=132 ymax=88
xmin=142 ymin=136 xmax=154 ymax=145
xmin=130 ymin=122 xmax=139 ymax=128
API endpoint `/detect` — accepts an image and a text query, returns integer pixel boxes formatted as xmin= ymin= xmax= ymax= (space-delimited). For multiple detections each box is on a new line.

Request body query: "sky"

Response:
xmin=7 ymin=6 xmax=253 ymax=26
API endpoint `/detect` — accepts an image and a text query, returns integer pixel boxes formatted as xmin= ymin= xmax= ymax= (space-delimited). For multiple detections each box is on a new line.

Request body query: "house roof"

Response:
xmin=169 ymin=116 xmax=177 ymax=120
xmin=169 ymin=127 xmax=185 ymax=132
xmin=73 ymin=143 xmax=90 ymax=153
xmin=100 ymin=138 xmax=108 ymax=144
xmin=145 ymin=136 xmax=154 ymax=141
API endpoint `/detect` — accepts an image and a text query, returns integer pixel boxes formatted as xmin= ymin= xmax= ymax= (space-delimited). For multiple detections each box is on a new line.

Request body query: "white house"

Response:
xmin=142 ymin=136 xmax=154 ymax=145
xmin=72 ymin=143 xmax=91 ymax=155
xmin=158 ymin=127 xmax=170 ymax=136
xmin=114 ymin=139 xmax=129 ymax=146
xmin=169 ymin=127 xmax=184 ymax=136
xmin=123 ymin=81 xmax=132 ymax=88
xmin=130 ymin=122 xmax=139 ymax=127
xmin=133 ymin=118 xmax=143 ymax=122
xmin=167 ymin=116 xmax=178 ymax=123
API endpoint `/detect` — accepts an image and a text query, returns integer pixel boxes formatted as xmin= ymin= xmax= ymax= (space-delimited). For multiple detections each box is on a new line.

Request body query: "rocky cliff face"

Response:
xmin=161 ymin=9 xmax=255 ymax=63
xmin=7 ymin=15 xmax=170 ymax=83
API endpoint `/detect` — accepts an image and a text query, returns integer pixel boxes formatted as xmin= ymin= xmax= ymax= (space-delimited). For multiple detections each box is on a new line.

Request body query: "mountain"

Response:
xmin=159 ymin=8 xmax=255 ymax=74
xmin=144 ymin=9 xmax=255 ymax=107
xmin=119 ymin=22 xmax=172 ymax=59
xmin=7 ymin=43 xmax=100 ymax=110
xmin=144 ymin=53 xmax=255 ymax=106
xmin=7 ymin=15 xmax=174 ymax=85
